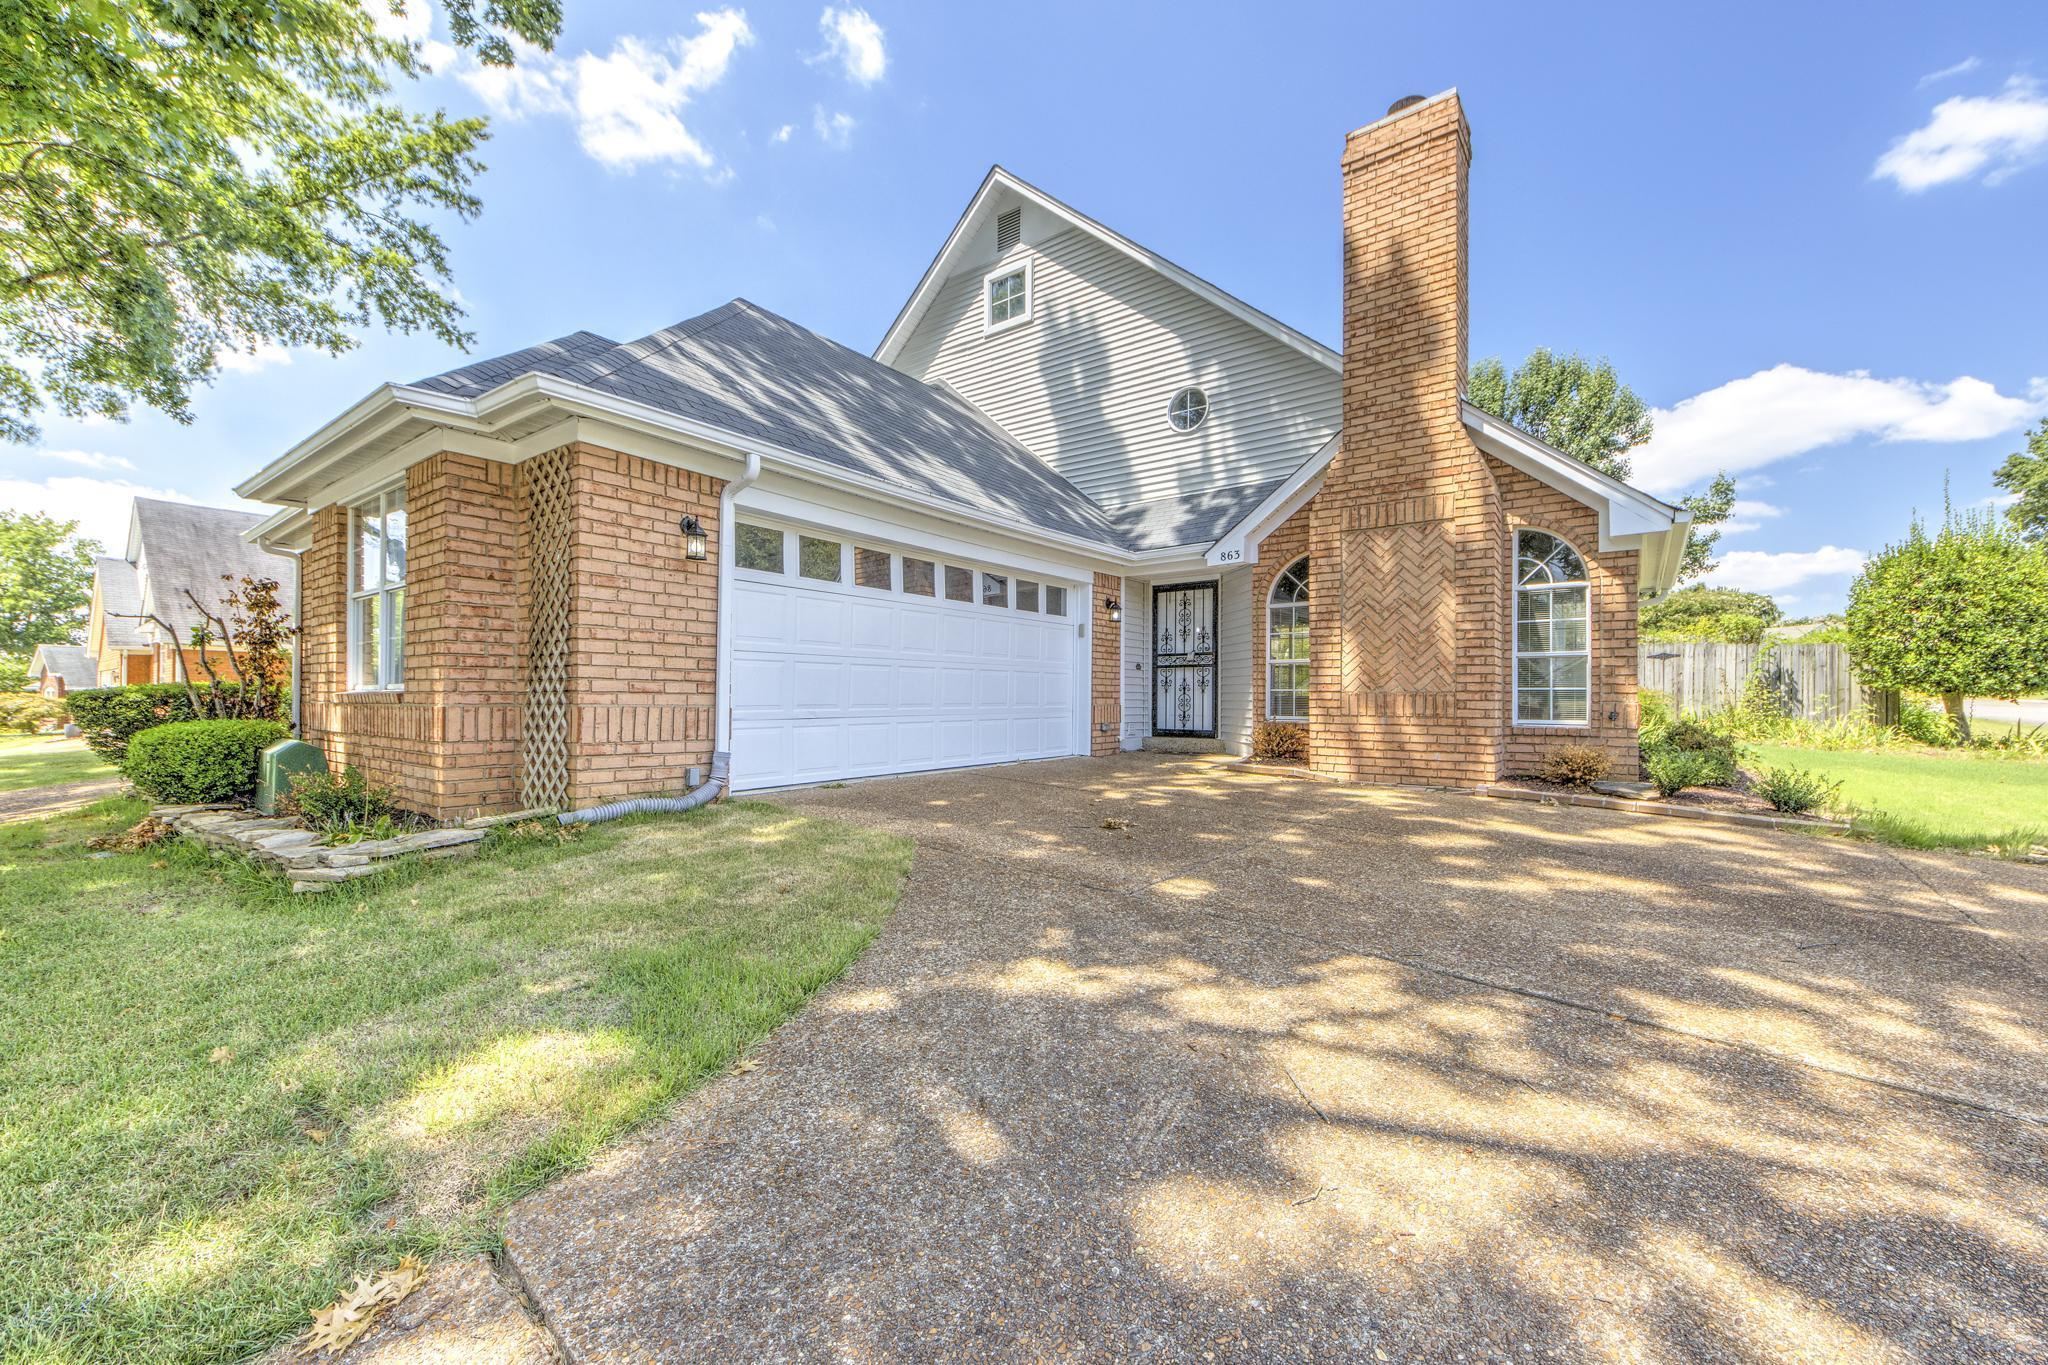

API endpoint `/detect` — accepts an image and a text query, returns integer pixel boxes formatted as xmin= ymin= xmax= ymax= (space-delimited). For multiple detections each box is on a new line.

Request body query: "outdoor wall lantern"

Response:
xmin=680 ymin=514 xmax=708 ymax=562
xmin=1105 ymin=596 xmax=1122 ymax=622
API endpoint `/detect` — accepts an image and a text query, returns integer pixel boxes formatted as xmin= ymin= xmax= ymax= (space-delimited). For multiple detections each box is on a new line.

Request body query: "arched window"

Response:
xmin=1515 ymin=530 xmax=1589 ymax=724
xmin=1266 ymin=557 xmax=1310 ymax=720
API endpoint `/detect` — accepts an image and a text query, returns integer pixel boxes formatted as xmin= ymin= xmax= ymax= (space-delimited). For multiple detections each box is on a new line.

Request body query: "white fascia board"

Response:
xmin=1460 ymin=401 xmax=1682 ymax=549
xmin=234 ymin=384 xmax=490 ymax=504
xmin=1204 ymin=433 xmax=1338 ymax=567
xmin=243 ymin=506 xmax=311 ymax=553
xmin=873 ymin=167 xmax=1340 ymax=374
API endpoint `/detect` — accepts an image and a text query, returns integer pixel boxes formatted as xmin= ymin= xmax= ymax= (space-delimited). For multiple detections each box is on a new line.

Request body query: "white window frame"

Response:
xmin=982 ymin=258 xmax=1034 ymax=336
xmin=1265 ymin=556 xmax=1310 ymax=721
xmin=347 ymin=485 xmax=407 ymax=692
xmin=1512 ymin=528 xmax=1591 ymax=728
xmin=1166 ymin=386 xmax=1210 ymax=434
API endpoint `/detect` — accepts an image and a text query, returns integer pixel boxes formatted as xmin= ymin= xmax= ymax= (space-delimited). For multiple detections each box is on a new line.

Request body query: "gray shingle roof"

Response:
xmin=29 ymin=644 xmax=96 ymax=692
xmin=416 ymin=301 xmax=1130 ymax=548
xmin=129 ymin=499 xmax=298 ymax=637
xmin=1105 ymin=478 xmax=1289 ymax=554
xmin=94 ymin=556 xmax=148 ymax=649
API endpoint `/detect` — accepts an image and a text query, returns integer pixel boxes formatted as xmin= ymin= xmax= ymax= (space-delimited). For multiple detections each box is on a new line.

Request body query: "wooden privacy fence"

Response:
xmin=1638 ymin=642 xmax=1900 ymax=725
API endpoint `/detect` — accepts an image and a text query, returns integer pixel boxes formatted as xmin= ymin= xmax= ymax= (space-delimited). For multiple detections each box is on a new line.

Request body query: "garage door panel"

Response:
xmin=732 ymin=539 xmax=1081 ymax=789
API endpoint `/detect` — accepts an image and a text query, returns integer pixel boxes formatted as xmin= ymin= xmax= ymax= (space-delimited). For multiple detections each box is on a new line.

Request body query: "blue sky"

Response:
xmin=5 ymin=0 xmax=2045 ymax=614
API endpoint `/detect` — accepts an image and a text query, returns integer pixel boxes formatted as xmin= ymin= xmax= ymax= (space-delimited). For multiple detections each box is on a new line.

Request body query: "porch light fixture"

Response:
xmin=680 ymin=514 xmax=708 ymax=562
xmin=1105 ymin=596 xmax=1122 ymax=622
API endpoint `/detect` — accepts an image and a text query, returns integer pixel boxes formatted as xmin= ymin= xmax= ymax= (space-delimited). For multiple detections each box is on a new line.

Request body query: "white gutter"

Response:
xmin=714 ymin=452 xmax=763 ymax=756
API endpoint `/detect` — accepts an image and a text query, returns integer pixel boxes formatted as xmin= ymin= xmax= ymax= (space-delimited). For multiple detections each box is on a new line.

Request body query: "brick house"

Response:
xmin=241 ymin=91 xmax=1687 ymax=819
xmin=81 ymin=498 xmax=298 ymax=689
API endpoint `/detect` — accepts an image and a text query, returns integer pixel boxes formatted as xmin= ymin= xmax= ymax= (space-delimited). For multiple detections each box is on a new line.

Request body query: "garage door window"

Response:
xmin=737 ymin=523 xmax=783 ymax=574
xmin=981 ymin=572 xmax=1008 ymax=607
xmin=1016 ymin=579 xmax=1039 ymax=612
xmin=855 ymin=546 xmax=891 ymax=590
xmin=1045 ymin=585 xmax=1068 ymax=617
xmin=799 ymin=536 xmax=842 ymax=582
xmin=902 ymin=557 xmax=935 ymax=596
xmin=944 ymin=565 xmax=973 ymax=602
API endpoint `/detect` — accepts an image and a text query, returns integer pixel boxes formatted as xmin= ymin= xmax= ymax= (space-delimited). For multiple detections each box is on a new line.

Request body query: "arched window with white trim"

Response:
xmin=1514 ymin=530 xmax=1589 ymax=724
xmin=1266 ymin=557 xmax=1310 ymax=720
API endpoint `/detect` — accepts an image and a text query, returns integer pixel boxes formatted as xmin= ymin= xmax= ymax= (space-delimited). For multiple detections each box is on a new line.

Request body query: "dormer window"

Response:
xmin=983 ymin=260 xmax=1032 ymax=334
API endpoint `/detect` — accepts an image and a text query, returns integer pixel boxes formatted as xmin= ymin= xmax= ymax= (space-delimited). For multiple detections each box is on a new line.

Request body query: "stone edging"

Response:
xmin=150 ymin=803 xmax=552 ymax=893
xmin=1474 ymin=784 xmax=1848 ymax=834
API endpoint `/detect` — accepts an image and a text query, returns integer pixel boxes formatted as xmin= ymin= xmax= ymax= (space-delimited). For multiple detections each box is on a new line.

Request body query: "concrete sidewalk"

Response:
xmin=506 ymin=755 xmax=2048 ymax=1362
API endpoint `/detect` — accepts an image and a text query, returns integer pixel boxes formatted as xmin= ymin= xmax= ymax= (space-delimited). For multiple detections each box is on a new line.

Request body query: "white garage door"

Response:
xmin=729 ymin=520 xmax=1084 ymax=790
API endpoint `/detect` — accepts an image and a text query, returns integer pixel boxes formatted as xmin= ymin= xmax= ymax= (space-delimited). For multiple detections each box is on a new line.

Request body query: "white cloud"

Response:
xmin=33 ymin=449 xmax=137 ymax=473
xmin=771 ymin=123 xmax=794 ymax=143
xmin=368 ymin=0 xmax=456 ymax=69
xmin=0 ymin=477 xmax=200 ymax=550
xmin=1719 ymin=498 xmax=1784 ymax=536
xmin=1705 ymin=547 xmax=1868 ymax=594
xmin=1918 ymin=56 xmax=1981 ymax=87
xmin=216 ymin=341 xmax=293 ymax=375
xmin=1634 ymin=364 xmax=2048 ymax=495
xmin=458 ymin=10 xmax=754 ymax=172
xmin=814 ymin=105 xmax=856 ymax=148
xmin=815 ymin=7 xmax=886 ymax=85
xmin=1875 ymin=76 xmax=2048 ymax=191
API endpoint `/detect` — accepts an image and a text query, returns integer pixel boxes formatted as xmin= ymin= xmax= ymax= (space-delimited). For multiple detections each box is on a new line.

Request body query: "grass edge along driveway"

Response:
xmin=1746 ymin=741 xmax=2048 ymax=850
xmin=0 ymin=796 xmax=910 ymax=1364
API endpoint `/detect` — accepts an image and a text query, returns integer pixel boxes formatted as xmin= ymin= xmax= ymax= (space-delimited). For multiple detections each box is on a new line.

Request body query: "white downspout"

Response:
xmin=290 ymin=551 xmax=304 ymax=732
xmin=715 ymin=452 xmax=763 ymax=757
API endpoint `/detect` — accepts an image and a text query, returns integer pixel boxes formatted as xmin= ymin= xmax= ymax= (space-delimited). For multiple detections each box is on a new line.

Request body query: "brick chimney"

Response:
xmin=1308 ymin=90 xmax=1507 ymax=785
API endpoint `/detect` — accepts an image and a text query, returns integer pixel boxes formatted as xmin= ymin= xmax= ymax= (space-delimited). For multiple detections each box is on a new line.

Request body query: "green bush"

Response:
xmin=280 ymin=766 xmax=402 ymax=834
xmin=1638 ymin=690 xmax=1675 ymax=748
xmin=66 ymin=684 xmax=200 ymax=761
xmin=0 ymin=694 xmax=66 ymax=734
xmin=1641 ymin=611 xmax=1766 ymax=645
xmin=1657 ymin=718 xmax=1740 ymax=786
xmin=1644 ymin=747 xmax=1716 ymax=797
xmin=123 ymin=719 xmax=289 ymax=803
xmin=1896 ymin=700 xmax=1959 ymax=748
xmin=1750 ymin=765 xmax=1843 ymax=815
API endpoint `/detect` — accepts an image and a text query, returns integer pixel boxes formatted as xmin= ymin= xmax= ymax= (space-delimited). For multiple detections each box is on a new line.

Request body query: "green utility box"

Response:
xmin=256 ymin=739 xmax=328 ymax=816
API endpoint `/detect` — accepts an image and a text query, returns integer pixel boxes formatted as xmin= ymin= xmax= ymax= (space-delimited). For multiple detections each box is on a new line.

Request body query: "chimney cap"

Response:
xmin=1387 ymin=94 xmax=1427 ymax=116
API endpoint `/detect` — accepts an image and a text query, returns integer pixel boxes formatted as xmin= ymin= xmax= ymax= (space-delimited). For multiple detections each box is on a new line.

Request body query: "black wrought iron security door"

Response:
xmin=1152 ymin=582 xmax=1217 ymax=737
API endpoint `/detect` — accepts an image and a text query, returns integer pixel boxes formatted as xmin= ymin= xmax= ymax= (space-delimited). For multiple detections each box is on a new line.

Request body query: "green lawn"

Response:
xmin=0 ymin=735 xmax=115 ymax=793
xmin=0 ymin=797 xmax=910 ymax=1363
xmin=1745 ymin=742 xmax=2048 ymax=850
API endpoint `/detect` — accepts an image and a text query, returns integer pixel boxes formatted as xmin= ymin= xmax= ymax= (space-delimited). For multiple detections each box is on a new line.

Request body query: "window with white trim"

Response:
xmin=983 ymin=260 xmax=1031 ymax=333
xmin=1514 ymin=530 xmax=1590 ymax=724
xmin=1266 ymin=557 xmax=1309 ymax=720
xmin=348 ymin=486 xmax=407 ymax=690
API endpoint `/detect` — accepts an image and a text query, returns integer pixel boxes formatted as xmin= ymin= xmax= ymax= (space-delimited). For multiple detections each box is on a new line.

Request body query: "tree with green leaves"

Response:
xmin=1845 ymin=505 xmax=2048 ymax=742
xmin=1993 ymin=418 xmax=2048 ymax=543
xmin=0 ymin=509 xmax=101 ymax=655
xmin=0 ymin=0 xmax=562 ymax=443
xmin=1469 ymin=349 xmax=1732 ymax=584
xmin=1640 ymin=584 xmax=1784 ymax=631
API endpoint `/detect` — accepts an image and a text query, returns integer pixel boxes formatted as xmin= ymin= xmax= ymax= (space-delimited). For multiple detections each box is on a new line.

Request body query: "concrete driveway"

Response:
xmin=507 ymin=755 xmax=2048 ymax=1363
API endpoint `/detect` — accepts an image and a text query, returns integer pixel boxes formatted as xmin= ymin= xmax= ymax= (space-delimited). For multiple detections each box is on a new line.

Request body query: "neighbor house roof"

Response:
xmin=412 ymin=299 xmax=1130 ymax=548
xmin=28 ymin=644 xmax=95 ymax=693
xmin=93 ymin=555 xmax=149 ymax=649
xmin=125 ymin=499 xmax=299 ymax=638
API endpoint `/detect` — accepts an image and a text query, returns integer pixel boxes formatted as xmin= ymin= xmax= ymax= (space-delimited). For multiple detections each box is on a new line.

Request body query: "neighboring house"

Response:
xmin=84 ymin=498 xmax=298 ymax=687
xmin=240 ymin=91 xmax=1688 ymax=819
xmin=27 ymin=644 xmax=96 ymax=699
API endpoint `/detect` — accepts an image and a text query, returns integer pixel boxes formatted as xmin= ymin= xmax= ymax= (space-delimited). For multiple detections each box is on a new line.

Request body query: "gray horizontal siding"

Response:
xmin=895 ymin=227 xmax=1339 ymax=511
xmin=1217 ymin=566 xmax=1252 ymax=756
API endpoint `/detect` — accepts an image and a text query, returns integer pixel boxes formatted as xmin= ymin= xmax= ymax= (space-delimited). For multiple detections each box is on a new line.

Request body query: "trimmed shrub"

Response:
xmin=0 ymin=694 xmax=66 ymax=735
xmin=1644 ymin=747 xmax=1715 ymax=797
xmin=1658 ymin=718 xmax=1739 ymax=786
xmin=66 ymin=684 xmax=201 ymax=762
xmin=1251 ymin=721 xmax=1309 ymax=763
xmin=124 ymin=719 xmax=289 ymax=803
xmin=1750 ymin=765 xmax=1842 ymax=815
xmin=1541 ymin=744 xmax=1612 ymax=788
xmin=280 ymin=766 xmax=402 ymax=834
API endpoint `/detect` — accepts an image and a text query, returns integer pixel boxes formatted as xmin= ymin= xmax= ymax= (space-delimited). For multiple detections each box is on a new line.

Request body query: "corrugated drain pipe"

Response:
xmin=557 ymin=450 xmax=763 ymax=828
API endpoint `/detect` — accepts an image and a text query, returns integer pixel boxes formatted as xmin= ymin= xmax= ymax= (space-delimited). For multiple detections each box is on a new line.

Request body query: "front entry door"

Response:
xmin=1152 ymin=581 xmax=1217 ymax=737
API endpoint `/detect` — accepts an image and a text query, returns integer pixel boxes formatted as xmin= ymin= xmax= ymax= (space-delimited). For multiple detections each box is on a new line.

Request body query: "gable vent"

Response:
xmin=996 ymin=208 xmax=1021 ymax=254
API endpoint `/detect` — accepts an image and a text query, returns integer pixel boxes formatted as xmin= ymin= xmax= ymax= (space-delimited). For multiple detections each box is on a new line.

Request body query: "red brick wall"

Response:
xmin=1313 ymin=93 xmax=1506 ymax=787
xmin=1249 ymin=503 xmax=1313 ymax=733
xmin=1091 ymin=572 xmax=1122 ymax=755
xmin=1491 ymin=457 xmax=1642 ymax=776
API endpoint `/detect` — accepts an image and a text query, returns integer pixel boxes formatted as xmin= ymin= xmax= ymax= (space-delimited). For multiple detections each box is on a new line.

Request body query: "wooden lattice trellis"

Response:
xmin=523 ymin=449 xmax=575 ymax=808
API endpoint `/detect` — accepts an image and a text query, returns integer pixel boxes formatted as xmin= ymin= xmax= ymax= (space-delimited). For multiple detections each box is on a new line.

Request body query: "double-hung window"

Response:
xmin=349 ymin=486 xmax=407 ymax=690
xmin=1514 ymin=530 xmax=1590 ymax=724
xmin=983 ymin=260 xmax=1032 ymax=333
